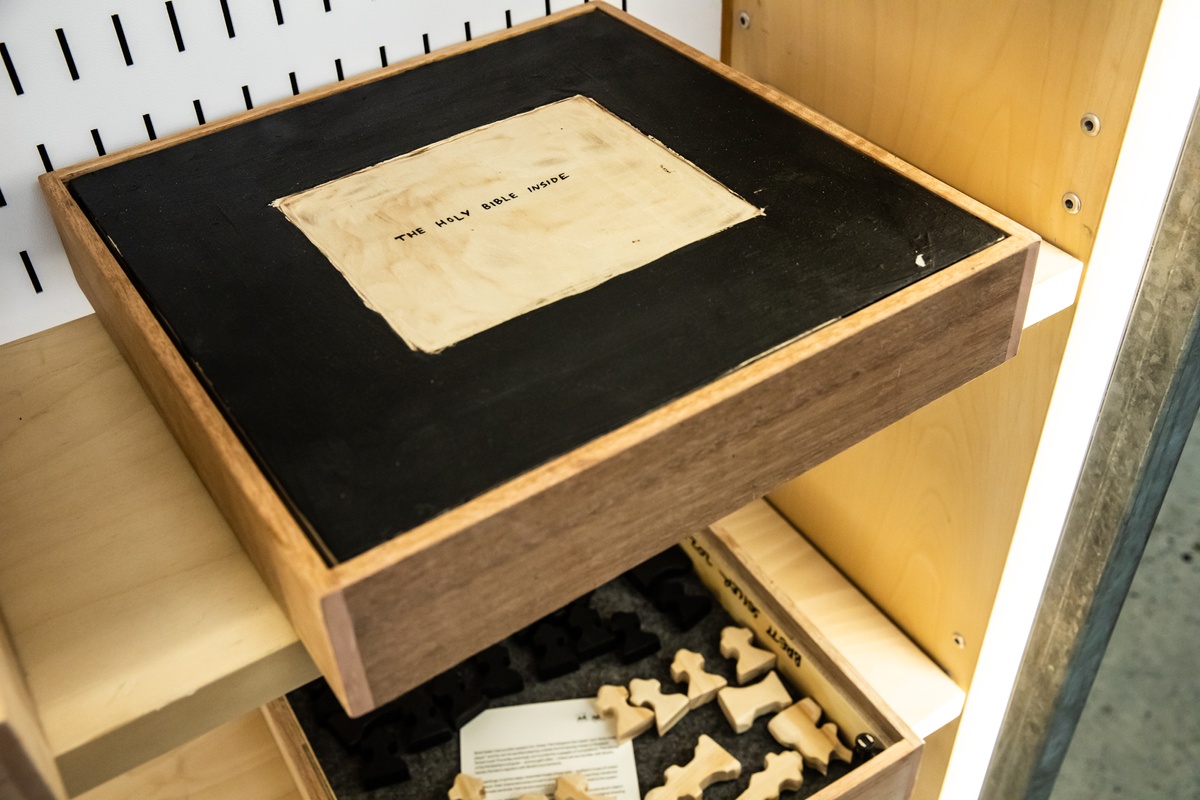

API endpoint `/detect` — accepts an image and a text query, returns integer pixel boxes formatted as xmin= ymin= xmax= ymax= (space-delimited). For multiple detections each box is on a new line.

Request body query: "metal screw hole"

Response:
xmin=1081 ymin=113 xmax=1101 ymax=136
xmin=738 ymin=11 xmax=751 ymax=29
xmin=1062 ymin=192 xmax=1082 ymax=214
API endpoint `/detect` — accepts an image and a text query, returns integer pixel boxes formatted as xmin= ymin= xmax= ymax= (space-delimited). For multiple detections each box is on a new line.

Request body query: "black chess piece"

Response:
xmin=608 ymin=611 xmax=661 ymax=663
xmin=852 ymin=732 xmax=883 ymax=765
xmin=309 ymin=681 xmax=343 ymax=724
xmin=359 ymin=727 xmax=410 ymax=790
xmin=654 ymin=579 xmax=713 ymax=631
xmin=531 ymin=621 xmax=580 ymax=680
xmin=429 ymin=668 xmax=488 ymax=730
xmin=474 ymin=644 xmax=524 ymax=698
xmin=324 ymin=708 xmax=373 ymax=748
xmin=625 ymin=547 xmax=692 ymax=595
xmin=394 ymin=687 xmax=453 ymax=752
xmin=566 ymin=603 xmax=617 ymax=660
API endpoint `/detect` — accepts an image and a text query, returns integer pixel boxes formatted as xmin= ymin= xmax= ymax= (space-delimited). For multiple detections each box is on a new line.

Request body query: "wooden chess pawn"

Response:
xmin=670 ymin=649 xmax=728 ymax=709
xmin=767 ymin=698 xmax=853 ymax=775
xmin=644 ymin=734 xmax=741 ymax=800
xmin=594 ymin=684 xmax=654 ymax=743
xmin=717 ymin=670 xmax=791 ymax=734
xmin=720 ymin=626 xmax=776 ymax=684
xmin=449 ymin=773 xmax=487 ymax=800
xmin=629 ymin=677 xmax=690 ymax=735
xmin=555 ymin=773 xmax=614 ymax=800
xmin=735 ymin=751 xmax=804 ymax=800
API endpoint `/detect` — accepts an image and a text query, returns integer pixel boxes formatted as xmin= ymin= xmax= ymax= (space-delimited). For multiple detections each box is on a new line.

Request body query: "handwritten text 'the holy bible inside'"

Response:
xmin=392 ymin=172 xmax=570 ymax=242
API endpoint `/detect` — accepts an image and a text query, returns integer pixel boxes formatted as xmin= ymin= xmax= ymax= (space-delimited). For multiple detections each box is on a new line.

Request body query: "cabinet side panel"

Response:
xmin=770 ymin=308 xmax=1073 ymax=687
xmin=0 ymin=614 xmax=64 ymax=800
xmin=727 ymin=0 xmax=1160 ymax=263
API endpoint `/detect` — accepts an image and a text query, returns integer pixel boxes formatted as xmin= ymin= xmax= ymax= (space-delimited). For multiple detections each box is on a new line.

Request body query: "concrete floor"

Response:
xmin=1050 ymin=412 xmax=1200 ymax=800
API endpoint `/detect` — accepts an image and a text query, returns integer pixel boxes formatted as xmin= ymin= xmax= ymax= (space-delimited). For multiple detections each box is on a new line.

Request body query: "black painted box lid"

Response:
xmin=68 ymin=9 xmax=1004 ymax=566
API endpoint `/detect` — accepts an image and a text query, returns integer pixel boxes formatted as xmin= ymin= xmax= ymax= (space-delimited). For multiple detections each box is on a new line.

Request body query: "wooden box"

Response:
xmin=40 ymin=3 xmax=1036 ymax=716
xmin=266 ymin=528 xmax=925 ymax=800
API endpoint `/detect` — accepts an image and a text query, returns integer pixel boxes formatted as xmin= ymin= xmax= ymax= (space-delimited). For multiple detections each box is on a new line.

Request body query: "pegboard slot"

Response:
xmin=91 ymin=128 xmax=106 ymax=156
xmin=0 ymin=42 xmax=22 ymax=95
xmin=112 ymin=15 xmax=134 ymax=66
xmin=219 ymin=0 xmax=237 ymax=38
xmin=36 ymin=144 xmax=53 ymax=172
xmin=334 ymin=58 xmax=344 ymax=81
xmin=0 ymin=185 xmax=7 ymax=207
xmin=19 ymin=251 xmax=43 ymax=293
xmin=55 ymin=29 xmax=80 ymax=81
xmin=193 ymin=100 xmax=205 ymax=125
xmin=465 ymin=21 xmax=473 ymax=41
xmin=323 ymin=0 xmax=332 ymax=12
xmin=506 ymin=10 xmax=513 ymax=28
xmin=242 ymin=85 xmax=253 ymax=110
xmin=143 ymin=114 xmax=157 ymax=140
xmin=379 ymin=46 xmax=387 ymax=67
xmin=422 ymin=33 xmax=430 ymax=54
xmin=273 ymin=0 xmax=285 ymax=25
xmin=545 ymin=0 xmax=552 ymax=16
xmin=165 ymin=2 xmax=186 ymax=52
xmin=289 ymin=71 xmax=299 ymax=95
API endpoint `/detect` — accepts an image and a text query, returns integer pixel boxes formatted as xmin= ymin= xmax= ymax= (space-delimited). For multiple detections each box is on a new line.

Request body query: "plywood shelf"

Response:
xmin=0 ymin=315 xmax=318 ymax=797
xmin=75 ymin=708 xmax=304 ymax=800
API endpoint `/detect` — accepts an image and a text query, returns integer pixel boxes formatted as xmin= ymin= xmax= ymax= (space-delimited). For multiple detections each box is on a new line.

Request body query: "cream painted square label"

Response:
xmin=273 ymin=95 xmax=761 ymax=353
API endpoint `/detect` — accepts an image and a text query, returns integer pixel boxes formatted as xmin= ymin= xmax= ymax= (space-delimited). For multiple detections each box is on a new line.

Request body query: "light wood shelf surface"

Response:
xmin=0 ymin=315 xmax=317 ymax=796
xmin=75 ymin=709 xmax=301 ymax=800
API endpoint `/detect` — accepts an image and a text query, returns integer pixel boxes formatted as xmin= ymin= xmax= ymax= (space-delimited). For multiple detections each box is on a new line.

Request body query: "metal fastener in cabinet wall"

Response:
xmin=738 ymin=11 xmax=751 ymax=29
xmin=1080 ymin=113 xmax=1101 ymax=136
xmin=953 ymin=632 xmax=966 ymax=649
xmin=1062 ymin=192 xmax=1082 ymax=214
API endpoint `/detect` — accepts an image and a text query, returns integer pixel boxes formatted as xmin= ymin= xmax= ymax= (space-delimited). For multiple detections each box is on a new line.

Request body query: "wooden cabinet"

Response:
xmin=3 ymin=1 xmax=1197 ymax=798
xmin=38 ymin=2 xmax=1032 ymax=720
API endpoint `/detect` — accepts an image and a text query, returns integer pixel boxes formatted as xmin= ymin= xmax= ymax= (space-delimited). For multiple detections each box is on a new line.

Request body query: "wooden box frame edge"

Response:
xmin=39 ymin=1 xmax=1038 ymax=716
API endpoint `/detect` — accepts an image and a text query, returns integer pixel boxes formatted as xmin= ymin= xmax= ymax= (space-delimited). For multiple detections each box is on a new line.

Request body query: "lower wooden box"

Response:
xmin=263 ymin=529 xmax=922 ymax=800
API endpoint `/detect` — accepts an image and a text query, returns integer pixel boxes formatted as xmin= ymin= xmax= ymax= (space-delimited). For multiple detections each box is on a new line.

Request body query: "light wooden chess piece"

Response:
xmin=629 ymin=677 xmax=690 ymax=735
xmin=735 ymin=751 xmax=804 ymax=800
xmin=555 ymin=773 xmax=614 ymax=800
xmin=720 ymin=626 xmax=776 ymax=684
xmin=644 ymin=734 xmax=741 ymax=800
xmin=594 ymin=684 xmax=654 ymax=743
xmin=717 ymin=670 xmax=791 ymax=734
xmin=449 ymin=773 xmax=487 ymax=800
xmin=767 ymin=698 xmax=853 ymax=775
xmin=670 ymin=649 xmax=728 ymax=709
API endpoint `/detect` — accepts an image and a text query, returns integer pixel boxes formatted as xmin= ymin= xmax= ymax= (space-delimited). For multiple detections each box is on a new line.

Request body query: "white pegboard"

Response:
xmin=0 ymin=0 xmax=720 ymax=346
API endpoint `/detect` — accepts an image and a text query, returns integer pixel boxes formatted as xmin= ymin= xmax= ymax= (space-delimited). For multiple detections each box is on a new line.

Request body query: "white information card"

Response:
xmin=459 ymin=698 xmax=641 ymax=799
